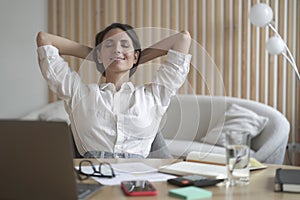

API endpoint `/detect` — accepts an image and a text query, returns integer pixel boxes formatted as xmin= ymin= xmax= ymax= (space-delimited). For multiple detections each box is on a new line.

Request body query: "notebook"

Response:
xmin=159 ymin=160 xmax=227 ymax=179
xmin=0 ymin=120 xmax=102 ymax=200
xmin=274 ymin=168 xmax=300 ymax=193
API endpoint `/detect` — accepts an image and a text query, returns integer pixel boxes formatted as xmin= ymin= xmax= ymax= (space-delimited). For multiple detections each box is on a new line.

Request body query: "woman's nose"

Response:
xmin=113 ymin=43 xmax=122 ymax=54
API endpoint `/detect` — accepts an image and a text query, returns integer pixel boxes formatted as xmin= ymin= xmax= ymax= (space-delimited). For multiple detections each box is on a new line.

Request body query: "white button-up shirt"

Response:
xmin=37 ymin=45 xmax=191 ymax=157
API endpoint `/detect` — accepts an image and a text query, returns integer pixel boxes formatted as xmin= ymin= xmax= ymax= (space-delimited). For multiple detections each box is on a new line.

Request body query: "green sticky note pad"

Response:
xmin=169 ymin=186 xmax=212 ymax=200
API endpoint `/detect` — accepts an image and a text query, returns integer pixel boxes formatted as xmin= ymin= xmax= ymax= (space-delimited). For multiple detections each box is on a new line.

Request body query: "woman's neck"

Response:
xmin=105 ymin=72 xmax=130 ymax=91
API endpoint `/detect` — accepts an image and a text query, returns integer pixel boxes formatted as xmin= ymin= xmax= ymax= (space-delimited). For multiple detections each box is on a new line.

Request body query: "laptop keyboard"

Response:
xmin=77 ymin=183 xmax=103 ymax=200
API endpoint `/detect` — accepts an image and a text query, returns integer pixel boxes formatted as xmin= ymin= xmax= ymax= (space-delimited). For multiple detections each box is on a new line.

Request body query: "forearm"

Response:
xmin=139 ymin=31 xmax=191 ymax=64
xmin=36 ymin=32 xmax=92 ymax=59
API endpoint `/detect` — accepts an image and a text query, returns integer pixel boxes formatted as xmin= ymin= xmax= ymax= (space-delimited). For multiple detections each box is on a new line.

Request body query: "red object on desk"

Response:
xmin=121 ymin=180 xmax=158 ymax=196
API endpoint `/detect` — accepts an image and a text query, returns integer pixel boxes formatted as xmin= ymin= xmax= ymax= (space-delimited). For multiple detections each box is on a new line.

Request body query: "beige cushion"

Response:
xmin=201 ymin=104 xmax=269 ymax=147
xmin=38 ymin=101 xmax=70 ymax=124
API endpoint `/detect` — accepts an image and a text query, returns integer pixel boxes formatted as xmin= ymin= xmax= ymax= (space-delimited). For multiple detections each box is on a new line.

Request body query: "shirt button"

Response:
xmin=48 ymin=55 xmax=56 ymax=61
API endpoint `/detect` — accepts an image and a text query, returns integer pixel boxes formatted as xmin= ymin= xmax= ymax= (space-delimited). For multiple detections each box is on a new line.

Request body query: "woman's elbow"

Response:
xmin=181 ymin=30 xmax=191 ymax=39
xmin=36 ymin=31 xmax=50 ymax=47
xmin=173 ymin=30 xmax=191 ymax=54
xmin=180 ymin=31 xmax=191 ymax=45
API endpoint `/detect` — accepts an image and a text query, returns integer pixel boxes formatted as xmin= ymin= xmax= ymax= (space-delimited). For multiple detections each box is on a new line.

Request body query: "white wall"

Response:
xmin=0 ymin=0 xmax=48 ymax=118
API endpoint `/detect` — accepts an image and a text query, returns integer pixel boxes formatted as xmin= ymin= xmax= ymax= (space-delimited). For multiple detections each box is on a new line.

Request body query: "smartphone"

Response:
xmin=121 ymin=180 xmax=158 ymax=196
xmin=167 ymin=175 xmax=224 ymax=187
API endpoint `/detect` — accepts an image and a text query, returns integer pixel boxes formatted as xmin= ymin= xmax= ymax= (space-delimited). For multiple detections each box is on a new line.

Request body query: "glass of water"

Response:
xmin=225 ymin=131 xmax=251 ymax=186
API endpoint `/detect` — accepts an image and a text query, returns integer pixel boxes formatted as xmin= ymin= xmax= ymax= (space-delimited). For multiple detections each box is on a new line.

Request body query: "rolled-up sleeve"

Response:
xmin=153 ymin=49 xmax=192 ymax=92
xmin=37 ymin=45 xmax=82 ymax=101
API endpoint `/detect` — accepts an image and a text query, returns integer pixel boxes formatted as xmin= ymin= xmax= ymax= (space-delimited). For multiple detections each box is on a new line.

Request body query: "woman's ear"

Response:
xmin=134 ymin=51 xmax=140 ymax=64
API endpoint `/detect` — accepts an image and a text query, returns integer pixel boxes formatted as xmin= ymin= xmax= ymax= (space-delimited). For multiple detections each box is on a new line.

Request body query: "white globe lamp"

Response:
xmin=266 ymin=36 xmax=285 ymax=55
xmin=249 ymin=3 xmax=273 ymax=27
xmin=249 ymin=3 xmax=300 ymax=81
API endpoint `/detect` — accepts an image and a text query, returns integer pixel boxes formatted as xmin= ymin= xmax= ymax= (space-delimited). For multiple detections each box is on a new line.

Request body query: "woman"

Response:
xmin=36 ymin=23 xmax=191 ymax=158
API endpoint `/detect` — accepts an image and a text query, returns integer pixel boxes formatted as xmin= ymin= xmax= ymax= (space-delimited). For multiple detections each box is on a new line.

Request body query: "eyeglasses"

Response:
xmin=75 ymin=160 xmax=115 ymax=180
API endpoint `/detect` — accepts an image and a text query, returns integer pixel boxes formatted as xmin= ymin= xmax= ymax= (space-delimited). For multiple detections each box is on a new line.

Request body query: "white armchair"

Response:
xmin=160 ymin=95 xmax=290 ymax=164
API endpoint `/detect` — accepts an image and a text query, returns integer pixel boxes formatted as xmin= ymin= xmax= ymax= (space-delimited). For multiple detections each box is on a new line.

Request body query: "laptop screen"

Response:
xmin=0 ymin=120 xmax=78 ymax=200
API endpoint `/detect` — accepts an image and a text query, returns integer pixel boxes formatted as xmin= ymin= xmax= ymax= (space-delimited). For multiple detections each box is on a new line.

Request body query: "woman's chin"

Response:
xmin=106 ymin=66 xmax=131 ymax=75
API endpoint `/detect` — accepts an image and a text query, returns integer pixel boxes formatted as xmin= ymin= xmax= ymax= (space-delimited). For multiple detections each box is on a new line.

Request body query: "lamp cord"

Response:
xmin=268 ymin=24 xmax=300 ymax=82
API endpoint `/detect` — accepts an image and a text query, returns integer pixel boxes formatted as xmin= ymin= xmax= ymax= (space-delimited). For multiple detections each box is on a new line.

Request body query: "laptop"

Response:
xmin=0 ymin=120 xmax=102 ymax=200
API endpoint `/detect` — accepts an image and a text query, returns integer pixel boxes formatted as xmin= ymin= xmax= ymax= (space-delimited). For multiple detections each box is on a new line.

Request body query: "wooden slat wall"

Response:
xmin=48 ymin=0 xmax=300 ymax=164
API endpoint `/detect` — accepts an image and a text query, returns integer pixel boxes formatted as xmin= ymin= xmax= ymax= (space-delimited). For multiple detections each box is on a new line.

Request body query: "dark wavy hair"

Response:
xmin=93 ymin=23 xmax=141 ymax=77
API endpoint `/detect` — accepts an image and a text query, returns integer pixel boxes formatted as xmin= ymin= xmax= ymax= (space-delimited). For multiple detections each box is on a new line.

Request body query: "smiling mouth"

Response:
xmin=110 ymin=57 xmax=125 ymax=61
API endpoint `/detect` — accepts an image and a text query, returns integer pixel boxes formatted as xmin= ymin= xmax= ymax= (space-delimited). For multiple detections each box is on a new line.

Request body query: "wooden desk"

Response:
xmin=74 ymin=159 xmax=300 ymax=200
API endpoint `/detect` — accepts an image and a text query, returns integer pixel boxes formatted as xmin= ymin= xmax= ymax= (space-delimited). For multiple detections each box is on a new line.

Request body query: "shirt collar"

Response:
xmin=99 ymin=82 xmax=134 ymax=92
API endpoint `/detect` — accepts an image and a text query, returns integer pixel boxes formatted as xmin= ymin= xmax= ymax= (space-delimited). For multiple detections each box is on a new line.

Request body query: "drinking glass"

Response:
xmin=225 ymin=131 xmax=251 ymax=186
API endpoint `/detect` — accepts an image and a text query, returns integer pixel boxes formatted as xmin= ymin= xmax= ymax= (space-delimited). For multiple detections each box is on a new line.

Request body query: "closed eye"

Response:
xmin=103 ymin=39 xmax=132 ymax=50
xmin=104 ymin=39 xmax=114 ymax=48
xmin=120 ymin=40 xmax=131 ymax=48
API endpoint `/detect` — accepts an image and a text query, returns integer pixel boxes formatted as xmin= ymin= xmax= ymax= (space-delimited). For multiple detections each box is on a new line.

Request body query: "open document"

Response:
xmin=76 ymin=162 xmax=177 ymax=185
xmin=158 ymin=151 xmax=267 ymax=179
xmin=186 ymin=151 xmax=267 ymax=170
